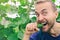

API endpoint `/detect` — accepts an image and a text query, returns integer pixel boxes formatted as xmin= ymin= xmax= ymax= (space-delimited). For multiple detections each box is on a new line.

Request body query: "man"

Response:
xmin=23 ymin=0 xmax=60 ymax=40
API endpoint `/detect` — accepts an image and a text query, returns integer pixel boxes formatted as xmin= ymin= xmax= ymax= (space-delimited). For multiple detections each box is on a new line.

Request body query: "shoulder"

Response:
xmin=29 ymin=31 xmax=42 ymax=40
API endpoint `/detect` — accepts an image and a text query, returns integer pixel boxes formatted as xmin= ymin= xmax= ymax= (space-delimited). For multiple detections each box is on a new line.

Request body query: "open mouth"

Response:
xmin=42 ymin=21 xmax=48 ymax=26
xmin=37 ymin=21 xmax=48 ymax=28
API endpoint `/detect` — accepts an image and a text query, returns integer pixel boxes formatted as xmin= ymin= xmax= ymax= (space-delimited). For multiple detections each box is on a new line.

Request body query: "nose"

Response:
xmin=37 ymin=14 xmax=44 ymax=23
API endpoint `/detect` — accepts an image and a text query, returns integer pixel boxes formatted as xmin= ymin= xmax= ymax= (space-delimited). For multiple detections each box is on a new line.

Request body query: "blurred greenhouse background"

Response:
xmin=0 ymin=0 xmax=60 ymax=40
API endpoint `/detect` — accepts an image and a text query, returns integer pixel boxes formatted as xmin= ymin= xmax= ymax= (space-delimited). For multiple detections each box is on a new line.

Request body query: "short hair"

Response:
xmin=35 ymin=0 xmax=57 ymax=12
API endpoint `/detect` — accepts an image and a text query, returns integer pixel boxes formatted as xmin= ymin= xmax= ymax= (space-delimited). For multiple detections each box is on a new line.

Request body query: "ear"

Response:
xmin=55 ymin=11 xmax=58 ymax=18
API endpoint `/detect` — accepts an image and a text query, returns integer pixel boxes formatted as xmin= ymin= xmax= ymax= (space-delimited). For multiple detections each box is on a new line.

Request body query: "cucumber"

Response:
xmin=37 ymin=24 xmax=43 ymax=28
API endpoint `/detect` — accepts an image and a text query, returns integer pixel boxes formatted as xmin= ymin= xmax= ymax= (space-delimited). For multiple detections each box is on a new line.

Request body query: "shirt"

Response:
xmin=29 ymin=30 xmax=60 ymax=40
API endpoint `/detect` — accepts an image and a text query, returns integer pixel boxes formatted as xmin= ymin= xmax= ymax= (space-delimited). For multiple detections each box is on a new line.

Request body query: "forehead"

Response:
xmin=35 ymin=2 xmax=52 ymax=12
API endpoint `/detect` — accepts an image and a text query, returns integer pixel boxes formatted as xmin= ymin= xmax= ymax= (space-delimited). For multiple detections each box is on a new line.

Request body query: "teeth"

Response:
xmin=41 ymin=22 xmax=47 ymax=25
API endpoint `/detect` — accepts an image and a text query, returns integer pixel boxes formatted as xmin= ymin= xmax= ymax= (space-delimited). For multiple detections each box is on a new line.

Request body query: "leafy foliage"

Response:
xmin=0 ymin=0 xmax=60 ymax=40
xmin=0 ymin=0 xmax=8 ymax=3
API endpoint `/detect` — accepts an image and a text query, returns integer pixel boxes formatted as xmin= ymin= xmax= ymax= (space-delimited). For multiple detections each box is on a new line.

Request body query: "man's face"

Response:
xmin=35 ymin=2 xmax=57 ymax=32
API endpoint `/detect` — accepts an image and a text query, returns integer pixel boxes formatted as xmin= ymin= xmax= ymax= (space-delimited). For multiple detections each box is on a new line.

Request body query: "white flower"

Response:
xmin=55 ymin=0 xmax=60 ymax=6
xmin=16 ymin=2 xmax=20 ymax=7
xmin=6 ymin=12 xmax=18 ymax=18
xmin=28 ymin=0 xmax=32 ymax=3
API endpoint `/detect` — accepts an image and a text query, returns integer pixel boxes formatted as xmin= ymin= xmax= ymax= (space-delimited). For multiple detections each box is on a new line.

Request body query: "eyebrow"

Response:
xmin=36 ymin=1 xmax=45 ymax=4
xmin=41 ymin=9 xmax=47 ymax=12
xmin=35 ymin=9 xmax=47 ymax=13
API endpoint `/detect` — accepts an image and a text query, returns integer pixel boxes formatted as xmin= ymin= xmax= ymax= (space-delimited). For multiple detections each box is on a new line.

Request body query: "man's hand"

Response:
xmin=23 ymin=23 xmax=39 ymax=40
xmin=25 ymin=23 xmax=39 ymax=35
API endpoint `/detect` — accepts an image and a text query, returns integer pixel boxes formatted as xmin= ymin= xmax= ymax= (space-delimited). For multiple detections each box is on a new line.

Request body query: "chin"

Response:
xmin=41 ymin=24 xmax=49 ymax=32
xmin=42 ymin=28 xmax=48 ymax=32
xmin=42 ymin=30 xmax=48 ymax=32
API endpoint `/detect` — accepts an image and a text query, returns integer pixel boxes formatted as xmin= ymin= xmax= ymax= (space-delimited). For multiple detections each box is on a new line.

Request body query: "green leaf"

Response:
xmin=56 ymin=6 xmax=60 ymax=8
xmin=0 ymin=16 xmax=2 ymax=22
xmin=56 ymin=12 xmax=60 ymax=22
xmin=0 ymin=0 xmax=8 ymax=3
xmin=5 ymin=17 xmax=13 ymax=22
xmin=0 ymin=5 xmax=7 ymax=14
xmin=52 ymin=0 xmax=55 ymax=3
xmin=37 ymin=24 xmax=43 ymax=28
xmin=18 ymin=6 xmax=27 ymax=14
xmin=0 ymin=24 xmax=4 ymax=29
xmin=18 ymin=31 xmax=24 ymax=39
xmin=57 ymin=18 xmax=60 ymax=22
xmin=19 ymin=23 xmax=27 ymax=29
xmin=0 ymin=36 xmax=7 ymax=40
xmin=4 ymin=28 xmax=14 ymax=36
xmin=6 ymin=5 xmax=18 ymax=13
xmin=0 ymin=24 xmax=6 ymax=40
xmin=19 ymin=0 xmax=28 ymax=6
xmin=7 ymin=33 xmax=18 ymax=40
xmin=30 ymin=16 xmax=36 ymax=22
xmin=8 ymin=23 xmax=18 ymax=28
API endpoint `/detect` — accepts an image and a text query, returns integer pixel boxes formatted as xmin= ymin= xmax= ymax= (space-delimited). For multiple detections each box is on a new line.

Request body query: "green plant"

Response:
xmin=0 ymin=0 xmax=60 ymax=40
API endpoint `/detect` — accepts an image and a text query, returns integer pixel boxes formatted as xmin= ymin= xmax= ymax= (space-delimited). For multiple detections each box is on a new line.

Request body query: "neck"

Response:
xmin=50 ymin=22 xmax=60 ymax=37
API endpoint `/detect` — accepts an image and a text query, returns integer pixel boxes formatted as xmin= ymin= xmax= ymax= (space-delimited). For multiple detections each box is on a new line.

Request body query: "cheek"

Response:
xmin=46 ymin=13 xmax=56 ymax=22
xmin=46 ymin=16 xmax=55 ymax=29
xmin=49 ymin=15 xmax=56 ymax=23
xmin=44 ymin=15 xmax=53 ymax=26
